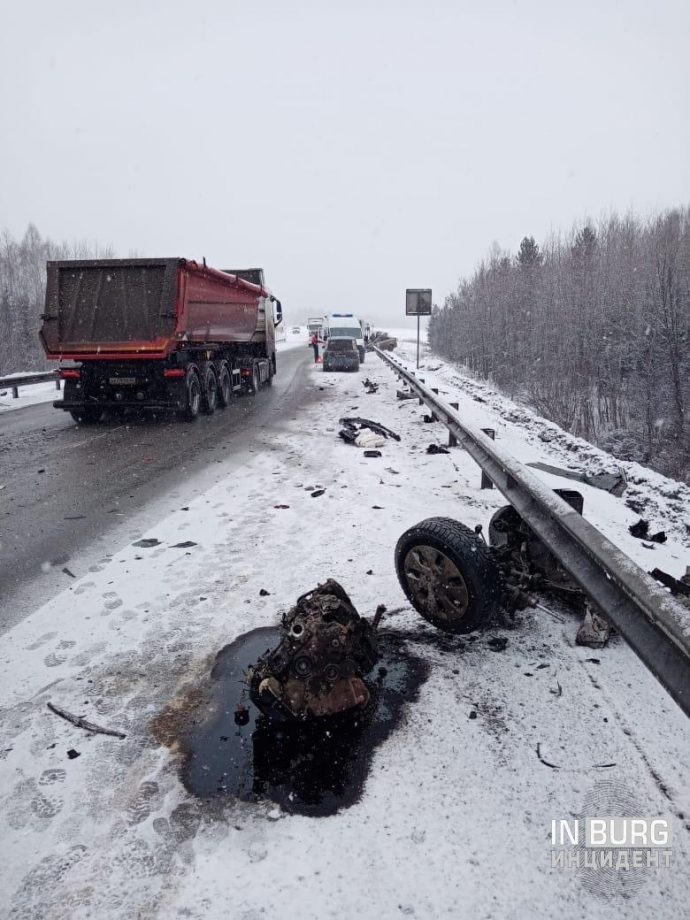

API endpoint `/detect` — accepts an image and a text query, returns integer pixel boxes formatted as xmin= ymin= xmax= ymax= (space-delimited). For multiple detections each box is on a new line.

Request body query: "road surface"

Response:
xmin=0 ymin=345 xmax=315 ymax=632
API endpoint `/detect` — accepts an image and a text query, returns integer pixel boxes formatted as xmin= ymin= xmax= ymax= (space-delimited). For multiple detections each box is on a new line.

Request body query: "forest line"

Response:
xmin=428 ymin=207 xmax=690 ymax=482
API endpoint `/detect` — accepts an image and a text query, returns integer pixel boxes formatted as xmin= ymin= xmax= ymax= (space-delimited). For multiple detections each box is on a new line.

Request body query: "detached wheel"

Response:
xmin=395 ymin=517 xmax=503 ymax=633
xmin=178 ymin=368 xmax=201 ymax=421
xmin=201 ymin=365 xmax=218 ymax=415
xmin=70 ymin=407 xmax=103 ymax=424
xmin=217 ymin=362 xmax=232 ymax=407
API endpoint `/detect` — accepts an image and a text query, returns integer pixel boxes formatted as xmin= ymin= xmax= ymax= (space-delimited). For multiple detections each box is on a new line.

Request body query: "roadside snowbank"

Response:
xmin=0 ymin=379 xmax=60 ymax=414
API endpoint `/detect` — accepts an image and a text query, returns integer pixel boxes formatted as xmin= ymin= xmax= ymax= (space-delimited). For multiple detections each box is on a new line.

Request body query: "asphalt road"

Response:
xmin=0 ymin=345 xmax=316 ymax=632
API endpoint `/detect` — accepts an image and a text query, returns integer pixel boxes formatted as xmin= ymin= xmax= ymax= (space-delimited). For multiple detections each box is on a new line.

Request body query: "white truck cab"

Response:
xmin=322 ymin=313 xmax=365 ymax=362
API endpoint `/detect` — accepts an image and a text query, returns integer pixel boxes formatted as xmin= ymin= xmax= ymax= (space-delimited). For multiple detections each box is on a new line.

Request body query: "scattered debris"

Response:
xmin=339 ymin=417 xmax=401 ymax=444
xmin=629 ymin=519 xmax=667 ymax=543
xmin=274 ymin=504 xmax=290 ymax=509
xmin=363 ymin=378 xmax=379 ymax=394
xmin=422 ymin=414 xmax=436 ymax=423
xmin=469 ymin=710 xmax=478 ymax=720
xmin=132 ymin=538 xmax=161 ymax=548
xmin=487 ymin=636 xmax=508 ymax=652
xmin=61 ymin=567 xmax=76 ymax=578
xmin=311 ymin=489 xmax=326 ymax=498
xmin=536 ymin=742 xmax=560 ymax=769
xmin=247 ymin=580 xmax=380 ymax=720
xmin=576 ymin=605 xmax=611 ymax=648
xmin=371 ymin=505 xmax=384 ymax=510
xmin=66 ymin=749 xmax=81 ymax=760
xmin=47 ymin=702 xmax=127 ymax=739
xmin=355 ymin=432 xmax=386 ymax=449
xmin=364 ymin=450 xmax=382 ymax=458
xmin=396 ymin=390 xmax=417 ymax=401
xmin=171 ymin=540 xmax=197 ymax=549
xmin=259 ymin=588 xmax=271 ymax=596
xmin=367 ymin=331 xmax=398 ymax=351
xmin=650 ymin=567 xmax=690 ymax=599
xmin=528 ymin=461 xmax=627 ymax=496
xmin=426 ymin=444 xmax=449 ymax=455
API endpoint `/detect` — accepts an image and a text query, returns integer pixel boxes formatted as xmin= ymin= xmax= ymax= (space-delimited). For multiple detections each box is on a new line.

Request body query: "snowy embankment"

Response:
xmin=1 ymin=342 xmax=688 ymax=919
xmin=0 ymin=378 xmax=60 ymax=414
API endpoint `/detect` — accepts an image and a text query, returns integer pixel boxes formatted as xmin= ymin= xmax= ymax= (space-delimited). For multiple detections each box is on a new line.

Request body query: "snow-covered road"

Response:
xmin=1 ymin=339 xmax=688 ymax=919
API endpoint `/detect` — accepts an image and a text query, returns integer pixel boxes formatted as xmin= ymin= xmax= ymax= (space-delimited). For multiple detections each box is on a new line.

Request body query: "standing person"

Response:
xmin=310 ymin=331 xmax=320 ymax=363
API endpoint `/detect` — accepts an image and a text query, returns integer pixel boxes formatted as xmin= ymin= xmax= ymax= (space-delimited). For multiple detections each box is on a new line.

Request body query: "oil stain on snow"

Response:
xmin=152 ymin=626 xmax=429 ymax=817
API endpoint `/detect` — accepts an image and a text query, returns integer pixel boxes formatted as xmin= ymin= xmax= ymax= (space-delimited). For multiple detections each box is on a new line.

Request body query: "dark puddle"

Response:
xmin=153 ymin=626 xmax=429 ymax=817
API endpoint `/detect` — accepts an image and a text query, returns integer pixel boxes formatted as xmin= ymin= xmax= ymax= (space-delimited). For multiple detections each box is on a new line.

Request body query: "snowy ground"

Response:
xmin=1 ymin=341 xmax=688 ymax=919
xmin=0 ymin=378 xmax=61 ymax=414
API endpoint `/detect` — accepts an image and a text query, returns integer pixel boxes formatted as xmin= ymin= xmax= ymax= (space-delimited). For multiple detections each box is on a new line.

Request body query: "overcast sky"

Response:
xmin=1 ymin=0 xmax=688 ymax=326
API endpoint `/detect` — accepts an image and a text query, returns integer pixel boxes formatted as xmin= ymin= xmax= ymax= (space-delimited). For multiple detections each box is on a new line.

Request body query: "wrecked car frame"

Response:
xmin=373 ymin=346 xmax=690 ymax=718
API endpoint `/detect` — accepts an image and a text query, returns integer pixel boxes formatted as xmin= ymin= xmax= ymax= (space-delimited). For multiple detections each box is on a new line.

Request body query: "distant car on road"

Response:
xmin=290 ymin=325 xmax=301 ymax=335
xmin=323 ymin=336 xmax=360 ymax=373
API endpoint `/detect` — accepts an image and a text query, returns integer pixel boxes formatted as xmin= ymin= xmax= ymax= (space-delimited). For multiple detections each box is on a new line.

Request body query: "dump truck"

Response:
xmin=39 ymin=259 xmax=282 ymax=422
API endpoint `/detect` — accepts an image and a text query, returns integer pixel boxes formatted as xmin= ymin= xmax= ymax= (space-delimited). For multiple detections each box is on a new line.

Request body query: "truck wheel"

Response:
xmin=217 ymin=363 xmax=232 ymax=407
xmin=70 ymin=408 xmax=103 ymax=424
xmin=201 ymin=366 xmax=218 ymax=415
xmin=395 ymin=517 xmax=503 ymax=633
xmin=178 ymin=368 xmax=201 ymax=421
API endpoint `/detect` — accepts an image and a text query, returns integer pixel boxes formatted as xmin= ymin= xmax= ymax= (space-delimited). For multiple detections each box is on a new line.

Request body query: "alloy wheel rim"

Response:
xmin=403 ymin=545 xmax=470 ymax=622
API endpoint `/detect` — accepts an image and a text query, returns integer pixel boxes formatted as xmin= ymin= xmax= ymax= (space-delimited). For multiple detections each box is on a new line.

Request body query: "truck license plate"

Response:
xmin=110 ymin=377 xmax=137 ymax=385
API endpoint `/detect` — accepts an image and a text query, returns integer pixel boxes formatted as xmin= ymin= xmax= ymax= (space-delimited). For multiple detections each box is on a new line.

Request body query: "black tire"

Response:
xmin=395 ymin=517 xmax=503 ymax=633
xmin=217 ymin=362 xmax=232 ymax=408
xmin=201 ymin=365 xmax=218 ymax=415
xmin=70 ymin=407 xmax=103 ymax=424
xmin=178 ymin=368 xmax=201 ymax=421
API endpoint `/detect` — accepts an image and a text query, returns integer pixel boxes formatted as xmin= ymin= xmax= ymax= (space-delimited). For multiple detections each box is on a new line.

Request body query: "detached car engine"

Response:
xmin=247 ymin=580 xmax=380 ymax=720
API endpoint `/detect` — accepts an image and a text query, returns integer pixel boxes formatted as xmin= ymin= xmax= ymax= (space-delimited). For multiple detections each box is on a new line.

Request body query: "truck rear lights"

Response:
xmin=163 ymin=369 xmax=186 ymax=378
xmin=59 ymin=369 xmax=81 ymax=379
xmin=240 ymin=368 xmax=253 ymax=377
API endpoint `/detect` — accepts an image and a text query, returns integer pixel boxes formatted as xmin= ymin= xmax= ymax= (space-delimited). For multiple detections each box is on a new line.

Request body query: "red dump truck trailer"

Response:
xmin=39 ymin=258 xmax=282 ymax=422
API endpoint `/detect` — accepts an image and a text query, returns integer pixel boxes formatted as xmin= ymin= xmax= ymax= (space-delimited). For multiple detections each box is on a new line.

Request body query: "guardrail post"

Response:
xmin=430 ymin=388 xmax=439 ymax=422
xmin=448 ymin=403 xmax=459 ymax=446
xmin=55 ymin=378 xmax=61 ymax=391
xmin=480 ymin=429 xmax=495 ymax=488
xmin=12 ymin=386 xmax=18 ymax=398
xmin=418 ymin=378 xmax=425 ymax=405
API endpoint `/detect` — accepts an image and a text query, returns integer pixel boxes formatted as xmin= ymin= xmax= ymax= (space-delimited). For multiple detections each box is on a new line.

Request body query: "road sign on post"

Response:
xmin=405 ymin=288 xmax=432 ymax=369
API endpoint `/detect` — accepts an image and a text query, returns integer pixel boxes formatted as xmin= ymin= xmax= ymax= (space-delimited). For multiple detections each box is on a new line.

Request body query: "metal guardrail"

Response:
xmin=374 ymin=346 xmax=690 ymax=718
xmin=0 ymin=371 xmax=60 ymax=398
